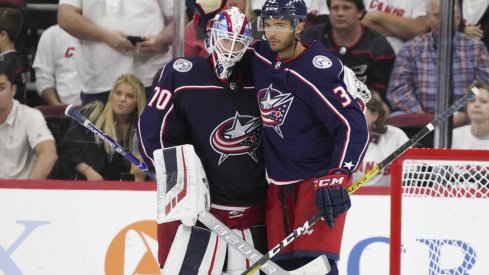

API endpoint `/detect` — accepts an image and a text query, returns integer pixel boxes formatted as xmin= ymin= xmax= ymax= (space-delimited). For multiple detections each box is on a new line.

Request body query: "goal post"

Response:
xmin=390 ymin=148 xmax=489 ymax=275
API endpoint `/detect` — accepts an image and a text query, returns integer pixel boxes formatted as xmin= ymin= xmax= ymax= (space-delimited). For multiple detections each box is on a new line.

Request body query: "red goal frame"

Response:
xmin=390 ymin=148 xmax=489 ymax=275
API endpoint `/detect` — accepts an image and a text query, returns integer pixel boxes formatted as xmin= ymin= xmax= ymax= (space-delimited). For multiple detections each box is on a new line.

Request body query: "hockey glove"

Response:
xmin=313 ymin=168 xmax=352 ymax=228
xmin=186 ymin=0 xmax=227 ymax=30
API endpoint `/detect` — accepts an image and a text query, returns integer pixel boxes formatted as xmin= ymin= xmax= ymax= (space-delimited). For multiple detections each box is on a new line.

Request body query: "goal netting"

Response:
xmin=390 ymin=148 xmax=489 ymax=275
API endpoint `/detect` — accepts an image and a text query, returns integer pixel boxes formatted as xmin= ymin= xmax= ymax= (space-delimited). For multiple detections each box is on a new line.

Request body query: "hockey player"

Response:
xmin=252 ymin=0 xmax=369 ymax=273
xmin=137 ymin=8 xmax=269 ymax=274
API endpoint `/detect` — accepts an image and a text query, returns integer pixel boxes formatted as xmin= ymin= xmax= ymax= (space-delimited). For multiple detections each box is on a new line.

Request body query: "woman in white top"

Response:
xmin=452 ymin=83 xmax=489 ymax=149
xmin=353 ymin=90 xmax=409 ymax=186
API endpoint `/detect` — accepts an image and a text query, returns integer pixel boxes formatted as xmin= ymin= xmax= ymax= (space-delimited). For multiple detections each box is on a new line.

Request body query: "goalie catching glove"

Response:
xmin=154 ymin=145 xmax=211 ymax=227
xmin=313 ymin=168 xmax=352 ymax=228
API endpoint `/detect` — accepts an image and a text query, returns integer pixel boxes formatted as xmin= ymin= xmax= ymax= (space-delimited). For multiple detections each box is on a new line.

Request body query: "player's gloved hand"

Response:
xmin=186 ymin=0 xmax=227 ymax=30
xmin=313 ymin=168 xmax=352 ymax=228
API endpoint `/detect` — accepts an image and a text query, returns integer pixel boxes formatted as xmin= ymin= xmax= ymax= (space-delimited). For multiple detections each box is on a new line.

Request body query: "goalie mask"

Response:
xmin=205 ymin=7 xmax=253 ymax=80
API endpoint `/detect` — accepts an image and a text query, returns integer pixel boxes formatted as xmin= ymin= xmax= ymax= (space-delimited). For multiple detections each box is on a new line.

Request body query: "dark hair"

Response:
xmin=0 ymin=60 xmax=16 ymax=84
xmin=366 ymin=90 xmax=387 ymax=134
xmin=327 ymin=0 xmax=365 ymax=11
xmin=0 ymin=7 xmax=23 ymax=42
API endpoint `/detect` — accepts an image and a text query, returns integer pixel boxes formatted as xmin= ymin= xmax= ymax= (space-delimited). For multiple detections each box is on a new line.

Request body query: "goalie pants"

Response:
xmin=266 ymin=179 xmax=346 ymax=261
xmin=159 ymin=204 xmax=267 ymax=274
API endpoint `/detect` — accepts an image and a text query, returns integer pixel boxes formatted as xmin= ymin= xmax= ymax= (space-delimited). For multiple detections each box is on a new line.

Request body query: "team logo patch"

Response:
xmin=257 ymin=84 xmax=293 ymax=138
xmin=313 ymin=55 xmax=332 ymax=69
xmin=210 ymin=112 xmax=261 ymax=165
xmin=173 ymin=59 xmax=193 ymax=72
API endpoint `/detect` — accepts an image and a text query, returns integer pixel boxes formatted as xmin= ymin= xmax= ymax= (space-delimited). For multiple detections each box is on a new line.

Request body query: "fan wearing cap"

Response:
xmin=138 ymin=7 xmax=269 ymax=274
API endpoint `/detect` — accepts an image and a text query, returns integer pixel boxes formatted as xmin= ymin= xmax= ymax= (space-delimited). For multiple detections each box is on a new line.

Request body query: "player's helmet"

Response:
xmin=258 ymin=0 xmax=307 ymax=30
xmin=205 ymin=7 xmax=253 ymax=79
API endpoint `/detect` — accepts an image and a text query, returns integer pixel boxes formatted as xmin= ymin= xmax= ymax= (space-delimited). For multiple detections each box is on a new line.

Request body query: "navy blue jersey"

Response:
xmin=251 ymin=39 xmax=369 ymax=184
xmin=138 ymin=54 xmax=267 ymax=206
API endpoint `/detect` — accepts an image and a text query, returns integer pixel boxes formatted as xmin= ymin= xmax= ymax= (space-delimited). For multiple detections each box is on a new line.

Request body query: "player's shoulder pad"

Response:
xmin=166 ymin=56 xmax=210 ymax=75
xmin=168 ymin=56 xmax=207 ymax=74
xmin=293 ymin=39 xmax=344 ymax=81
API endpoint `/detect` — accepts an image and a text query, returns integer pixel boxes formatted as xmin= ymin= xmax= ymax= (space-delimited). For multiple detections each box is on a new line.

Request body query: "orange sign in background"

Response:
xmin=105 ymin=220 xmax=159 ymax=275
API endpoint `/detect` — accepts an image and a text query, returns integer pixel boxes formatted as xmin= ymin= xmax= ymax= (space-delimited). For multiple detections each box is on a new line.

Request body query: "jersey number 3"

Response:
xmin=333 ymin=86 xmax=352 ymax=108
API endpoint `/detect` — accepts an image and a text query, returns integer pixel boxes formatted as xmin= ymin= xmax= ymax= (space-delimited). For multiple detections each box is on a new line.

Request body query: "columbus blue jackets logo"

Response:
xmin=313 ymin=55 xmax=332 ymax=69
xmin=257 ymin=84 xmax=293 ymax=138
xmin=210 ymin=112 xmax=261 ymax=165
xmin=173 ymin=59 xmax=192 ymax=72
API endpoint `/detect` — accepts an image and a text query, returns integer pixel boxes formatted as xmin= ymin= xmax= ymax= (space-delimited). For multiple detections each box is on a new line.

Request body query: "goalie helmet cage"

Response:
xmin=390 ymin=148 xmax=489 ymax=275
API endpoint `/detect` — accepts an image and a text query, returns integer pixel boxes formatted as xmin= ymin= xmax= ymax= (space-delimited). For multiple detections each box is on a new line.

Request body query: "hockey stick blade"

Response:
xmin=64 ymin=104 xmax=156 ymax=181
xmin=242 ymin=87 xmax=480 ymax=275
xmin=64 ymin=111 xmax=330 ymax=274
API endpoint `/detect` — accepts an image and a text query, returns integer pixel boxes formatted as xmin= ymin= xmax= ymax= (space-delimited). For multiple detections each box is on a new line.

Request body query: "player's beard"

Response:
xmin=270 ymin=33 xmax=296 ymax=56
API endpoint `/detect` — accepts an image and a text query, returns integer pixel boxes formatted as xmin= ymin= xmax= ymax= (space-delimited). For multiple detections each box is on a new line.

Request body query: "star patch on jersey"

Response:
xmin=312 ymin=55 xmax=332 ymax=69
xmin=210 ymin=112 xmax=262 ymax=165
xmin=257 ymin=84 xmax=293 ymax=138
xmin=343 ymin=161 xmax=355 ymax=170
xmin=173 ymin=59 xmax=193 ymax=72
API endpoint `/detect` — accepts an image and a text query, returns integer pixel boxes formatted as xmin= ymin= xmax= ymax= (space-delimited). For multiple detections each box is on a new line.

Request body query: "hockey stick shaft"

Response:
xmin=64 ymin=104 xmax=156 ymax=181
xmin=65 ymin=105 xmax=328 ymax=274
xmin=243 ymin=87 xmax=480 ymax=275
xmin=197 ymin=212 xmax=329 ymax=275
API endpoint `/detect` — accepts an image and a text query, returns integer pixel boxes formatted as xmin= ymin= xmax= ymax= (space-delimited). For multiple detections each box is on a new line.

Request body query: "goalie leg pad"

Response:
xmin=224 ymin=226 xmax=266 ymax=275
xmin=161 ymin=224 xmax=267 ymax=275
xmin=162 ymin=224 xmax=227 ymax=275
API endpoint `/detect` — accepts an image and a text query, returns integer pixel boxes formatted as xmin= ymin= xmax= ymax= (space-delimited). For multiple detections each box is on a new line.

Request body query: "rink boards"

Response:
xmin=1 ymin=181 xmax=488 ymax=274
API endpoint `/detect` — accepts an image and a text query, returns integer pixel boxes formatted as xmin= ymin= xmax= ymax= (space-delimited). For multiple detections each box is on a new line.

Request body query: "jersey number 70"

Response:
xmin=148 ymin=87 xmax=172 ymax=110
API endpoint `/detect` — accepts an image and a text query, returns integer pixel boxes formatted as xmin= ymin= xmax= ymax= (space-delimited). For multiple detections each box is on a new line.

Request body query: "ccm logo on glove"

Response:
xmin=313 ymin=175 xmax=346 ymax=188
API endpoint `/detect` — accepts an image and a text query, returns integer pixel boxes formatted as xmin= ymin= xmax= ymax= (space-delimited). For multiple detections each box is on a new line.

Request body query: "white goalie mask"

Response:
xmin=205 ymin=7 xmax=253 ymax=80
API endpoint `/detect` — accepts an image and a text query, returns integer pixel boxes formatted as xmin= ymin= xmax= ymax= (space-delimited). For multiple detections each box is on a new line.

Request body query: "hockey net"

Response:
xmin=390 ymin=148 xmax=489 ymax=275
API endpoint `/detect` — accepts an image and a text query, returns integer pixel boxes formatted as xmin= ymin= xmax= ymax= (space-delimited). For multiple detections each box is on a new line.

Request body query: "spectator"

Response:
xmin=184 ymin=0 xmax=258 ymax=58
xmin=353 ymin=90 xmax=408 ymax=186
xmin=452 ymin=83 xmax=489 ymax=149
xmin=58 ymin=0 xmax=174 ymax=105
xmin=460 ymin=0 xmax=489 ymax=49
xmin=387 ymin=0 xmax=489 ymax=126
xmin=57 ymin=74 xmax=146 ymax=181
xmin=0 ymin=61 xmax=57 ymax=179
xmin=33 ymin=24 xmax=81 ymax=106
xmin=0 ymin=6 xmax=28 ymax=105
xmin=303 ymin=0 xmax=395 ymax=104
xmin=361 ymin=0 xmax=430 ymax=53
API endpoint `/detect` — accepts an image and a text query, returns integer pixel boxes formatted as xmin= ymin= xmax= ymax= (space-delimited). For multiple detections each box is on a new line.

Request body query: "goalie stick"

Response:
xmin=64 ymin=104 xmax=156 ymax=181
xmin=64 ymin=105 xmax=330 ymax=275
xmin=242 ymin=87 xmax=481 ymax=275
